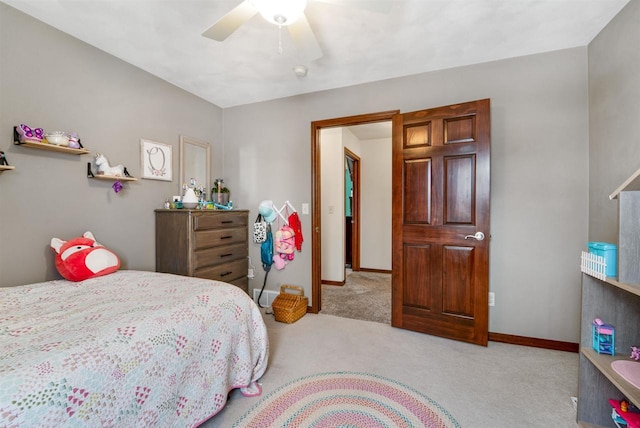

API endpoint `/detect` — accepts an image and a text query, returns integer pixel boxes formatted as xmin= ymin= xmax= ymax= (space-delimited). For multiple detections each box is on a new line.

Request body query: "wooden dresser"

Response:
xmin=155 ymin=209 xmax=249 ymax=293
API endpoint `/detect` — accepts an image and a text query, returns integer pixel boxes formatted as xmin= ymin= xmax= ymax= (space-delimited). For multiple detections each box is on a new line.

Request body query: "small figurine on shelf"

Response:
xmin=631 ymin=346 xmax=640 ymax=361
xmin=621 ymin=400 xmax=629 ymax=413
xmin=0 ymin=151 xmax=9 ymax=166
xmin=95 ymin=153 xmax=131 ymax=177
xmin=592 ymin=318 xmax=615 ymax=355
xmin=15 ymin=124 xmax=44 ymax=143
xmin=67 ymin=132 xmax=81 ymax=149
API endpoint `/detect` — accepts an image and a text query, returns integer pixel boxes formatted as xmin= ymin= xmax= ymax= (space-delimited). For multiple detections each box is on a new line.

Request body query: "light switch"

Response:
xmin=302 ymin=203 xmax=309 ymax=215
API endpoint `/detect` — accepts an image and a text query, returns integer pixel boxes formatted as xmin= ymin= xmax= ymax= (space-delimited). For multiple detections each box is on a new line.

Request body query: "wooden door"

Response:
xmin=391 ymin=99 xmax=490 ymax=345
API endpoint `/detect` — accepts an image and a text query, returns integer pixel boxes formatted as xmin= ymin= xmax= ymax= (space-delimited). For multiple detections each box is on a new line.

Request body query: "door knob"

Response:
xmin=464 ymin=232 xmax=485 ymax=241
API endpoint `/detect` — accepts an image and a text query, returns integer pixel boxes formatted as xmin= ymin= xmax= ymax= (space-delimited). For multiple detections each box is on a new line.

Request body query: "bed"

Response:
xmin=0 ymin=270 xmax=269 ymax=427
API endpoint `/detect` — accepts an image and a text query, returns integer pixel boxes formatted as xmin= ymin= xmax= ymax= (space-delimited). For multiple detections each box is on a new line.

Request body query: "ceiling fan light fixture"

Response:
xmin=251 ymin=0 xmax=307 ymax=26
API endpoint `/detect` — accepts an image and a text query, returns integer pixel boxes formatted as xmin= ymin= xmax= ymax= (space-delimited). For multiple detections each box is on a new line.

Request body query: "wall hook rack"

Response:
xmin=275 ymin=200 xmax=297 ymax=224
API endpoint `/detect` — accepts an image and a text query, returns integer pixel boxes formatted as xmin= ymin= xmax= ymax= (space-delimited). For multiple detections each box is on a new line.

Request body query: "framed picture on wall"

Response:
xmin=140 ymin=139 xmax=172 ymax=181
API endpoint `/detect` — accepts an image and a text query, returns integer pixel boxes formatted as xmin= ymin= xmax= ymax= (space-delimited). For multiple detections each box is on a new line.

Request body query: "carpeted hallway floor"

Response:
xmin=320 ymin=270 xmax=391 ymax=324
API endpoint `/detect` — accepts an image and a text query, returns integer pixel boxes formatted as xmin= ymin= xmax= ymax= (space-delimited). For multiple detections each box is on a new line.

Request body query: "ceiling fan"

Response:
xmin=202 ymin=0 xmax=392 ymax=61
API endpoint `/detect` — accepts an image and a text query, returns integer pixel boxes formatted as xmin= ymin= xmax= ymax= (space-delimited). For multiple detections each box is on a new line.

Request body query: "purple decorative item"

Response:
xmin=16 ymin=124 xmax=44 ymax=143
xmin=631 ymin=346 xmax=640 ymax=361
xmin=112 ymin=180 xmax=123 ymax=193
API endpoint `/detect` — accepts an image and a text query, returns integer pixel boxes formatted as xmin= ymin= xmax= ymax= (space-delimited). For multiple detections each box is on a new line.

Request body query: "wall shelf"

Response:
xmin=582 ymin=347 xmax=640 ymax=407
xmin=14 ymin=140 xmax=89 ymax=155
xmin=0 ymin=165 xmax=15 ymax=171
xmin=86 ymin=162 xmax=136 ymax=182
xmin=602 ymin=276 xmax=640 ymax=298
xmin=13 ymin=126 xmax=89 ymax=155
xmin=90 ymin=174 xmax=137 ymax=182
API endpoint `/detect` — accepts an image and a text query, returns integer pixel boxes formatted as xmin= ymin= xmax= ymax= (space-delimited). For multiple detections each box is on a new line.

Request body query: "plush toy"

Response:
xmin=272 ymin=225 xmax=296 ymax=270
xmin=275 ymin=225 xmax=296 ymax=261
xmin=50 ymin=231 xmax=120 ymax=282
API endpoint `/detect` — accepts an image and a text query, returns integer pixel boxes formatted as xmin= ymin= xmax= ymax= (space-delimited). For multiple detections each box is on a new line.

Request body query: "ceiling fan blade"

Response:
xmin=314 ymin=0 xmax=393 ymax=14
xmin=288 ymin=14 xmax=323 ymax=61
xmin=202 ymin=1 xmax=258 ymax=41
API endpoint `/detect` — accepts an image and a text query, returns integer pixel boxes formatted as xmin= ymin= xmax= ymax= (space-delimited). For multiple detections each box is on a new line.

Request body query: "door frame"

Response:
xmin=344 ymin=147 xmax=360 ymax=272
xmin=310 ymin=110 xmax=399 ymax=313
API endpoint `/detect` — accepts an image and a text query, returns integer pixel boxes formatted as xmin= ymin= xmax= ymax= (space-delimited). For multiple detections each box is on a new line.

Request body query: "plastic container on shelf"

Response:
xmin=588 ymin=242 xmax=617 ymax=277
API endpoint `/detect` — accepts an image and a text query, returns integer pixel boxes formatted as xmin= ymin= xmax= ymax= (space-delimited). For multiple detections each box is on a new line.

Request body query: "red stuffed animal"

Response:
xmin=50 ymin=231 xmax=120 ymax=282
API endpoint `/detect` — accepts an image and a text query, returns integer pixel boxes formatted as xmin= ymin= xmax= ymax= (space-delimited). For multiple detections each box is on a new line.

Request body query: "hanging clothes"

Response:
xmin=260 ymin=224 xmax=274 ymax=270
xmin=288 ymin=211 xmax=303 ymax=251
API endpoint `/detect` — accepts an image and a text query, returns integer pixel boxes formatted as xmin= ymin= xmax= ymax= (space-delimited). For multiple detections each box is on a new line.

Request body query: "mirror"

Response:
xmin=179 ymin=135 xmax=211 ymax=193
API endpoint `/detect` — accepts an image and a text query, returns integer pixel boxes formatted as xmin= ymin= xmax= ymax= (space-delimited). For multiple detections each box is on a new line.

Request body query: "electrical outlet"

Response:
xmin=488 ymin=292 xmax=495 ymax=307
xmin=571 ymin=396 xmax=577 ymax=411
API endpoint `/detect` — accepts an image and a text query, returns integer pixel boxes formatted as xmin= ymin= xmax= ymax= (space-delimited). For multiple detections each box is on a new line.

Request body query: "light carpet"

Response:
xmin=232 ymin=371 xmax=460 ymax=427
xmin=321 ymin=271 xmax=391 ymax=324
xmin=203 ymin=312 xmax=579 ymax=428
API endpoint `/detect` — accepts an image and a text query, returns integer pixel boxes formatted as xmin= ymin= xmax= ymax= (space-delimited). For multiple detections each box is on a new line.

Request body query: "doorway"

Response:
xmin=311 ymin=110 xmax=398 ymax=314
xmin=311 ymin=100 xmax=491 ymax=346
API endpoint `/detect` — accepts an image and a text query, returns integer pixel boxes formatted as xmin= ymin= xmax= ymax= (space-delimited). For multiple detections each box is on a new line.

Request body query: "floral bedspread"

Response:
xmin=0 ymin=270 xmax=269 ymax=427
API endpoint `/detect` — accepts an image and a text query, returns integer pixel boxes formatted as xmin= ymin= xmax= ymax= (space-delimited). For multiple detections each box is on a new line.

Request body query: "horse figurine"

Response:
xmin=94 ymin=153 xmax=130 ymax=177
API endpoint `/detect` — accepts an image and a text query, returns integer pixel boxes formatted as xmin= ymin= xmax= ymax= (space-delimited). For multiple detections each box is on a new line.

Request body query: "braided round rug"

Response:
xmin=233 ymin=371 xmax=460 ymax=428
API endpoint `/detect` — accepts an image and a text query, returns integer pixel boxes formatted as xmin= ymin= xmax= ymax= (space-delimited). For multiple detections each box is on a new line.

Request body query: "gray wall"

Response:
xmin=358 ymin=136 xmax=392 ymax=271
xmin=2 ymin=1 xmax=610 ymax=342
xmin=588 ymin=0 xmax=640 ymax=242
xmin=0 ymin=4 xmax=223 ymax=286
xmin=224 ymin=47 xmax=590 ymax=342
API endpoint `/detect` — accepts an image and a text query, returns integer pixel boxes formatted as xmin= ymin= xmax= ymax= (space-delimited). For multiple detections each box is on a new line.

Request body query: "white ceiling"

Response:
xmin=1 ymin=0 xmax=629 ymax=108
xmin=347 ymin=121 xmax=392 ymax=140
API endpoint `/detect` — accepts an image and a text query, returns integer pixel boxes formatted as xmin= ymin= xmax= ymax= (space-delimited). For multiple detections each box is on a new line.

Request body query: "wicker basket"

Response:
xmin=272 ymin=285 xmax=308 ymax=324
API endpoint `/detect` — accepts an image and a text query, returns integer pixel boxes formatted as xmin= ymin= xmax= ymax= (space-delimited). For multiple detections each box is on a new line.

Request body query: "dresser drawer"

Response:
xmin=193 ymin=243 xmax=247 ymax=270
xmin=195 ymin=258 xmax=248 ymax=283
xmin=194 ymin=212 xmax=248 ymax=230
xmin=193 ymin=227 xmax=247 ymax=250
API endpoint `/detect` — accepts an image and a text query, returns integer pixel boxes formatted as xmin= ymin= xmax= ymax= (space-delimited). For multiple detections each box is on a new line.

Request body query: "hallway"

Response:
xmin=320 ymin=270 xmax=391 ymax=324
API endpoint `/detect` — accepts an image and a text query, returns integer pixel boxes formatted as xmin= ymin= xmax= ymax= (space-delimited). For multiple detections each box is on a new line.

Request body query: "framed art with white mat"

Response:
xmin=140 ymin=139 xmax=172 ymax=181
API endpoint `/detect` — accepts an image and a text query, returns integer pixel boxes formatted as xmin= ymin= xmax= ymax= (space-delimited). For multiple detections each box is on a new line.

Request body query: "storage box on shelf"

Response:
xmin=589 ymin=242 xmax=618 ymax=277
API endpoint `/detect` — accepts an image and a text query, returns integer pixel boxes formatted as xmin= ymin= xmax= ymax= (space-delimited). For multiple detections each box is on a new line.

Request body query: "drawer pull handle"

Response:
xmin=220 ymin=253 xmax=233 ymax=258
xmin=220 ymin=271 xmax=232 ymax=277
xmin=220 ymin=236 xmax=233 ymax=240
xmin=221 ymin=220 xmax=233 ymax=224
